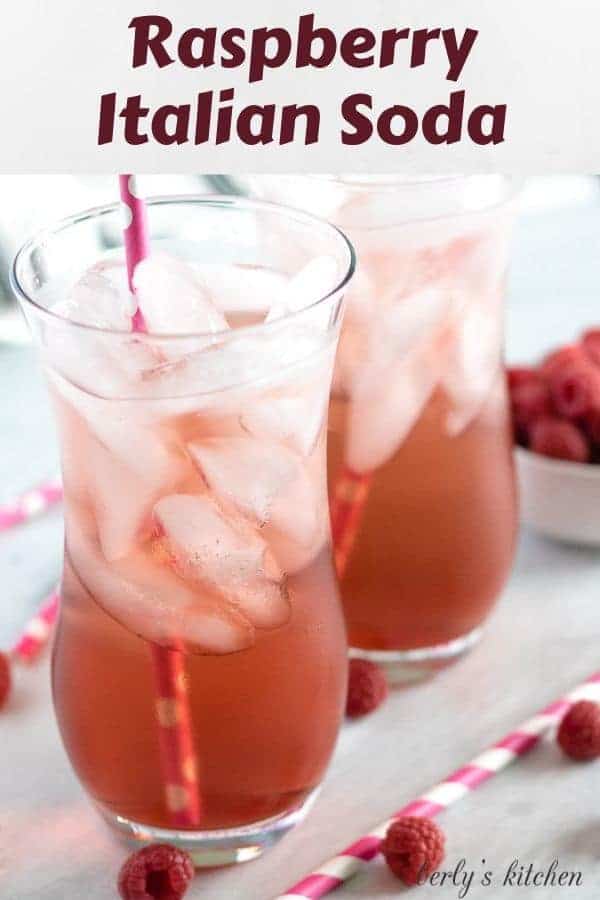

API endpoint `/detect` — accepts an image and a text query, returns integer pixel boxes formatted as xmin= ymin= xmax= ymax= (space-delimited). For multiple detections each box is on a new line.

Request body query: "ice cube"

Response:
xmin=241 ymin=373 xmax=330 ymax=458
xmin=49 ymin=370 xmax=185 ymax=494
xmin=266 ymin=508 xmax=328 ymax=574
xmin=345 ymin=348 xmax=440 ymax=473
xmin=266 ymin=256 xmax=339 ymax=322
xmin=154 ymin=494 xmax=291 ymax=630
xmin=47 ymin=262 xmax=157 ymax=400
xmin=91 ymin=257 xmax=130 ymax=295
xmin=44 ymin=312 xmax=130 ymax=400
xmin=345 ymin=287 xmax=455 ymax=473
xmin=194 ymin=263 xmax=287 ymax=322
xmin=442 ymin=292 xmax=503 ymax=436
xmin=378 ymin=286 xmax=453 ymax=355
xmin=56 ymin=264 xmax=134 ymax=331
xmin=57 ymin=400 xmax=148 ymax=561
xmin=134 ymin=253 xmax=228 ymax=335
xmin=51 ymin=388 xmax=91 ymax=502
xmin=95 ymin=417 xmax=184 ymax=493
xmin=188 ymin=436 xmax=318 ymax=549
xmin=138 ymin=322 xmax=330 ymax=426
xmin=67 ymin=515 xmax=255 ymax=654
xmin=100 ymin=333 xmax=163 ymax=391
xmin=52 ymin=378 xmax=186 ymax=560
xmin=88 ymin=435 xmax=180 ymax=562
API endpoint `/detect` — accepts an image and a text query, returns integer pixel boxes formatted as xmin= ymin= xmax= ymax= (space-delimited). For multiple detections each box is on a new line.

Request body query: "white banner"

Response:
xmin=0 ymin=0 xmax=598 ymax=171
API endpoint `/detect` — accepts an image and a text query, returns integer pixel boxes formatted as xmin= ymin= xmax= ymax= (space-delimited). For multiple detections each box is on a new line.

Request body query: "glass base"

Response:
xmin=350 ymin=626 xmax=483 ymax=685
xmin=98 ymin=788 xmax=319 ymax=866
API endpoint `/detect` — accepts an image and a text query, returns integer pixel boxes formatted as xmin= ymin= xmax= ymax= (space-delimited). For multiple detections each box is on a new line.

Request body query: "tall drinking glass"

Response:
xmin=12 ymin=196 xmax=355 ymax=862
xmin=247 ymin=176 xmax=518 ymax=682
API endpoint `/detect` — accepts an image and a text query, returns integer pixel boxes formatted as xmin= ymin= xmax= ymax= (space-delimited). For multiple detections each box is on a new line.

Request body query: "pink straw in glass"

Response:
xmin=275 ymin=669 xmax=600 ymax=899
xmin=118 ymin=174 xmax=201 ymax=827
xmin=119 ymin=174 xmax=148 ymax=332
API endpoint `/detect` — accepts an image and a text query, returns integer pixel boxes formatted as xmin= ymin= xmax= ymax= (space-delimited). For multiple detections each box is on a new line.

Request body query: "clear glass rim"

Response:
xmin=300 ymin=173 xmax=468 ymax=189
xmin=254 ymin=172 xmax=519 ymax=192
xmin=244 ymin=174 xmax=522 ymax=231
xmin=10 ymin=194 xmax=356 ymax=341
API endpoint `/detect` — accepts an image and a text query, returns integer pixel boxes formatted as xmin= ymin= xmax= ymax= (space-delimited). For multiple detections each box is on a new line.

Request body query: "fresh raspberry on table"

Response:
xmin=118 ymin=844 xmax=194 ymax=900
xmin=507 ymin=366 xmax=541 ymax=393
xmin=549 ymin=363 xmax=600 ymax=419
xmin=529 ymin=416 xmax=589 ymax=463
xmin=584 ymin=406 xmax=600 ymax=445
xmin=541 ymin=344 xmax=587 ymax=377
xmin=0 ymin=652 xmax=11 ymax=709
xmin=381 ymin=816 xmax=446 ymax=886
xmin=581 ymin=329 xmax=600 ymax=367
xmin=346 ymin=659 xmax=388 ymax=718
xmin=510 ymin=379 xmax=552 ymax=428
xmin=557 ymin=700 xmax=600 ymax=761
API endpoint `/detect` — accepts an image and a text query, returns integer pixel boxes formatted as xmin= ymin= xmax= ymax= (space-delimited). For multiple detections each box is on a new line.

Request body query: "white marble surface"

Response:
xmin=2 ymin=197 xmax=600 ymax=899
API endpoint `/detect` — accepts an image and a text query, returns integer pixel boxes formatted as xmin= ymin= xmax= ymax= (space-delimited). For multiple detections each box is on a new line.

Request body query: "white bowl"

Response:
xmin=516 ymin=446 xmax=600 ymax=546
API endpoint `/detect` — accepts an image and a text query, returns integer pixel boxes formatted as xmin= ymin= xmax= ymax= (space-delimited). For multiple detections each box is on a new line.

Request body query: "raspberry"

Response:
xmin=381 ymin=817 xmax=446 ymax=886
xmin=507 ymin=366 xmax=540 ymax=393
xmin=557 ymin=700 xmax=600 ymax=761
xmin=118 ymin=844 xmax=194 ymax=900
xmin=513 ymin=424 xmax=529 ymax=449
xmin=541 ymin=344 xmax=586 ymax=377
xmin=0 ymin=653 xmax=11 ymax=709
xmin=549 ymin=363 xmax=600 ymax=419
xmin=346 ymin=659 xmax=388 ymax=717
xmin=584 ymin=406 xmax=600 ymax=444
xmin=581 ymin=329 xmax=600 ymax=367
xmin=510 ymin=379 xmax=551 ymax=428
xmin=529 ymin=416 xmax=589 ymax=463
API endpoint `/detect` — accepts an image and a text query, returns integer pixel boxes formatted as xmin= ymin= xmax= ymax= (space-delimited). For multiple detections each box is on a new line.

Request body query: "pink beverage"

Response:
xmin=247 ymin=176 xmax=518 ymax=681
xmin=12 ymin=197 xmax=355 ymax=862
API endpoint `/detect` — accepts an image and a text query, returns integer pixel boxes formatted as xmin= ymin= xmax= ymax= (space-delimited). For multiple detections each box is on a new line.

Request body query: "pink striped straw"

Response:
xmin=276 ymin=669 xmax=600 ymax=900
xmin=0 ymin=478 xmax=62 ymax=532
xmin=117 ymin=174 xmax=201 ymax=826
xmin=11 ymin=587 xmax=60 ymax=663
xmin=119 ymin=174 xmax=148 ymax=332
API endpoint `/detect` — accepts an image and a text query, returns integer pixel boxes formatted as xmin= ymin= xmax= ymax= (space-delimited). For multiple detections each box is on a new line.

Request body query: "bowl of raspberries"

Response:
xmin=509 ymin=329 xmax=600 ymax=546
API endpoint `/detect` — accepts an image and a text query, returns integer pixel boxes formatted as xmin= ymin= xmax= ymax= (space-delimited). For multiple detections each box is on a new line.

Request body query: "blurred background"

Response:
xmin=2 ymin=174 xmax=600 ymax=641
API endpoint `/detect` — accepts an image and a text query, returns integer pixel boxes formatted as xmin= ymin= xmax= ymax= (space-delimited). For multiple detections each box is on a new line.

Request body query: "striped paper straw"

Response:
xmin=119 ymin=174 xmax=148 ymax=332
xmin=329 ymin=469 xmax=371 ymax=576
xmin=0 ymin=478 xmax=62 ymax=533
xmin=276 ymin=669 xmax=600 ymax=900
xmin=118 ymin=173 xmax=201 ymax=827
xmin=152 ymin=646 xmax=201 ymax=827
xmin=11 ymin=587 xmax=60 ymax=663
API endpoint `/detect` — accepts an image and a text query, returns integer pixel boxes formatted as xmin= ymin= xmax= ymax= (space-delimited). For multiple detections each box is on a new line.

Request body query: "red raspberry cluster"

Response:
xmin=346 ymin=659 xmax=388 ymax=717
xmin=508 ymin=329 xmax=600 ymax=463
xmin=118 ymin=844 xmax=194 ymax=900
xmin=381 ymin=816 xmax=445 ymax=886
xmin=557 ymin=700 xmax=600 ymax=761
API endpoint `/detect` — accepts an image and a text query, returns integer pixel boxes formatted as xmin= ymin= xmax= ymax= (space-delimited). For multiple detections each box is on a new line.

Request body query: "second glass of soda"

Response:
xmin=248 ymin=175 xmax=519 ymax=681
